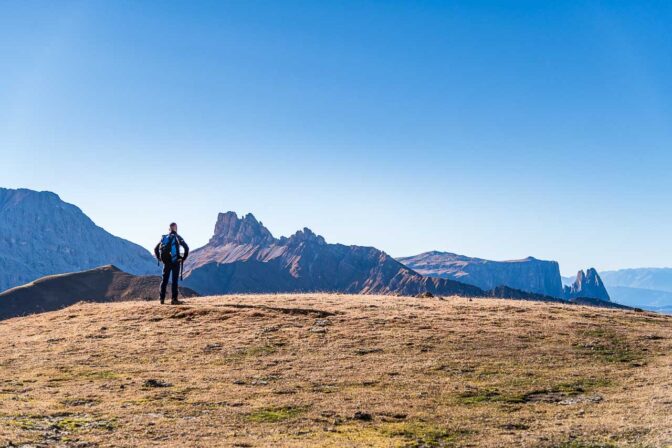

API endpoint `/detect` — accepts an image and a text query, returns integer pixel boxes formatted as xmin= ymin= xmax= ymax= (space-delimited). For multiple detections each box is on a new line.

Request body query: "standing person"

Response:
xmin=154 ymin=222 xmax=189 ymax=305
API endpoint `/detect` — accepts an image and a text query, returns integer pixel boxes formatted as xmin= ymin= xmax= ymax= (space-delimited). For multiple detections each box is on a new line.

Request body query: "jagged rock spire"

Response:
xmin=288 ymin=227 xmax=326 ymax=245
xmin=209 ymin=211 xmax=276 ymax=246
xmin=564 ymin=268 xmax=610 ymax=301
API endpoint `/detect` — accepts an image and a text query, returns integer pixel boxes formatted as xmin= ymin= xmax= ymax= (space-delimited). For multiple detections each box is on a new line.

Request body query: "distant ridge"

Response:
xmin=600 ymin=267 xmax=672 ymax=293
xmin=599 ymin=268 xmax=672 ymax=312
xmin=0 ymin=265 xmax=199 ymax=320
xmin=397 ymin=251 xmax=565 ymax=297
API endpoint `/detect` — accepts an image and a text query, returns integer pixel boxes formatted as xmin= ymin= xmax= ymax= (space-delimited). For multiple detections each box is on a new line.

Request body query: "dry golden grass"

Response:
xmin=0 ymin=294 xmax=671 ymax=448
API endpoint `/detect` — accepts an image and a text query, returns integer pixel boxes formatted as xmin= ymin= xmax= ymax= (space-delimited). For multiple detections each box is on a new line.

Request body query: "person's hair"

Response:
xmin=169 ymin=222 xmax=177 ymax=228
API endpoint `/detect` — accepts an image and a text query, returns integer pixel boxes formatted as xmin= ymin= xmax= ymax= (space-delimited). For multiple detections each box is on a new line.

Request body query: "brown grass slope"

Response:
xmin=0 ymin=294 xmax=671 ymax=448
xmin=0 ymin=265 xmax=199 ymax=320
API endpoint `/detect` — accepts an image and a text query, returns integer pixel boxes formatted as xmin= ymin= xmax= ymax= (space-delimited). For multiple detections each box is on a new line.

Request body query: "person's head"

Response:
xmin=169 ymin=222 xmax=178 ymax=233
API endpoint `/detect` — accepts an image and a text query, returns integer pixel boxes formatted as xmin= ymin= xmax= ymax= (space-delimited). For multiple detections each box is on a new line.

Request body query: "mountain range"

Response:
xmin=180 ymin=212 xmax=621 ymax=307
xmin=598 ymin=268 xmax=672 ymax=313
xmin=184 ymin=212 xmax=505 ymax=298
xmin=600 ymin=268 xmax=672 ymax=292
xmin=0 ymin=188 xmax=641 ymax=315
xmin=0 ymin=188 xmax=157 ymax=292
xmin=398 ymin=251 xmax=610 ymax=302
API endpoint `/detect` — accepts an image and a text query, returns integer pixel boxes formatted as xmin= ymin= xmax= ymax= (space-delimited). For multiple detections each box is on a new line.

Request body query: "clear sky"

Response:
xmin=1 ymin=1 xmax=670 ymax=275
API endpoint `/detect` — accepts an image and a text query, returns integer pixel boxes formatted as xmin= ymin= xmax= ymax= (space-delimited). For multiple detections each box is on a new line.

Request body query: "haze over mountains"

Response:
xmin=599 ymin=268 xmax=672 ymax=312
xmin=600 ymin=268 xmax=672 ymax=292
xmin=0 ymin=188 xmax=157 ymax=291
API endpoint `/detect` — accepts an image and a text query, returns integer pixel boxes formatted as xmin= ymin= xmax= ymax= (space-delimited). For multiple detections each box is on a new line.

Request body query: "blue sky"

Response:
xmin=1 ymin=1 xmax=670 ymax=275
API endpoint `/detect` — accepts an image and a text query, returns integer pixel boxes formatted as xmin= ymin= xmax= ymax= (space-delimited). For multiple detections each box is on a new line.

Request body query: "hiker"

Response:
xmin=154 ymin=222 xmax=189 ymax=305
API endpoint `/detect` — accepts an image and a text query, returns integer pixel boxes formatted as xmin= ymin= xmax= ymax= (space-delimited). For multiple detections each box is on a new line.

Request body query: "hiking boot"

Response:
xmin=170 ymin=299 xmax=183 ymax=305
xmin=160 ymin=298 xmax=165 ymax=305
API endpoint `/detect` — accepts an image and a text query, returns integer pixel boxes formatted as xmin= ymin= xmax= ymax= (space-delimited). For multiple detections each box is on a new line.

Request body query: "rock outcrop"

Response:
xmin=0 ymin=265 xmax=199 ymax=320
xmin=209 ymin=212 xmax=275 ymax=246
xmin=0 ymin=188 xmax=158 ymax=292
xmin=564 ymin=268 xmax=610 ymax=302
xmin=397 ymin=251 xmax=565 ymax=298
xmin=184 ymin=212 xmax=488 ymax=297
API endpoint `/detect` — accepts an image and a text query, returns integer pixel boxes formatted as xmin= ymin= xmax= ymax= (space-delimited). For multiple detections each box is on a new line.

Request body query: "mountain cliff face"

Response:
xmin=183 ymin=212 xmax=487 ymax=297
xmin=397 ymin=251 xmax=565 ymax=298
xmin=0 ymin=265 xmax=199 ymax=320
xmin=564 ymin=268 xmax=610 ymax=302
xmin=0 ymin=188 xmax=157 ymax=292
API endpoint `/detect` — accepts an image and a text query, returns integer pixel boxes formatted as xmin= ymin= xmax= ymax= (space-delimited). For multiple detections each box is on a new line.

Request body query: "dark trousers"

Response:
xmin=160 ymin=261 xmax=181 ymax=301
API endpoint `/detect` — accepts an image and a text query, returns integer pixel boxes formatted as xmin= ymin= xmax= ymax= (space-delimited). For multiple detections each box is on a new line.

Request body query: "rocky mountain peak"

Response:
xmin=209 ymin=211 xmax=276 ymax=246
xmin=0 ymin=188 xmax=64 ymax=212
xmin=564 ymin=268 xmax=610 ymax=301
xmin=287 ymin=227 xmax=326 ymax=245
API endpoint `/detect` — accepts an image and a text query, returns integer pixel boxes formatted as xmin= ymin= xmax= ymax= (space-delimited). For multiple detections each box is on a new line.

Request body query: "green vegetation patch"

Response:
xmin=77 ymin=369 xmax=119 ymax=380
xmin=384 ymin=422 xmax=472 ymax=447
xmin=247 ymin=406 xmax=305 ymax=423
xmin=4 ymin=417 xmax=40 ymax=430
xmin=554 ymin=378 xmax=611 ymax=394
xmin=226 ymin=344 xmax=278 ymax=361
xmin=2 ymin=414 xmax=115 ymax=433
xmin=53 ymin=416 xmax=94 ymax=432
xmin=245 ymin=344 xmax=277 ymax=356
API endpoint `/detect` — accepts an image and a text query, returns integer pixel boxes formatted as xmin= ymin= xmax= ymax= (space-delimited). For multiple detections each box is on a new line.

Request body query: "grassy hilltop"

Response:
xmin=0 ymin=294 xmax=670 ymax=447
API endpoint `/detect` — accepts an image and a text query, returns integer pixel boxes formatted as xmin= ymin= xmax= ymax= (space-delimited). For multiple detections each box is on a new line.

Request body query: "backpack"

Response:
xmin=159 ymin=234 xmax=178 ymax=264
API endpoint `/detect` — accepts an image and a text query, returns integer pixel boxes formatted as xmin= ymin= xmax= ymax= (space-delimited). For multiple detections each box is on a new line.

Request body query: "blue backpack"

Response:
xmin=159 ymin=234 xmax=179 ymax=264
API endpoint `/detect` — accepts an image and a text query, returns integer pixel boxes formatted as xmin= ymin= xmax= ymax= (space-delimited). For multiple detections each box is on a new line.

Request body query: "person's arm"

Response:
xmin=154 ymin=242 xmax=161 ymax=261
xmin=179 ymin=236 xmax=189 ymax=261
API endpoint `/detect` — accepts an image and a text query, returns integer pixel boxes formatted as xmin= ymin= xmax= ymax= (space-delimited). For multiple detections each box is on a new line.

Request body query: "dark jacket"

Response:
xmin=154 ymin=231 xmax=189 ymax=263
